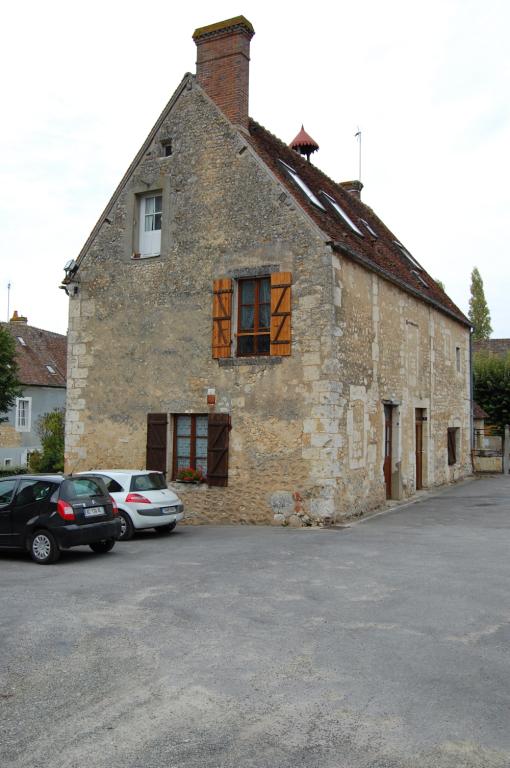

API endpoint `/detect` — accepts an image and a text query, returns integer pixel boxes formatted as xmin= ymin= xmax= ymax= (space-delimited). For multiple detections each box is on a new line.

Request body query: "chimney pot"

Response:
xmin=340 ymin=180 xmax=364 ymax=199
xmin=193 ymin=16 xmax=255 ymax=129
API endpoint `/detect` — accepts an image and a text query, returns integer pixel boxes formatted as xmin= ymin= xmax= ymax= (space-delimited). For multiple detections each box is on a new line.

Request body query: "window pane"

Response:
xmin=196 ymin=459 xmax=207 ymax=474
xmin=240 ymin=280 xmax=255 ymax=304
xmin=145 ymin=214 xmax=154 ymax=232
xmin=196 ymin=438 xmax=208 ymax=457
xmin=260 ymin=278 xmax=270 ymax=302
xmin=240 ymin=306 xmax=254 ymax=331
xmin=257 ymin=334 xmax=270 ymax=354
xmin=259 ymin=304 xmax=270 ymax=328
xmin=238 ymin=336 xmax=255 ymax=355
xmin=145 ymin=196 xmax=155 ymax=214
xmin=176 ymin=415 xmax=191 ymax=435
xmin=154 ymin=213 xmax=162 ymax=230
xmin=177 ymin=437 xmax=191 ymax=457
xmin=0 ymin=479 xmax=17 ymax=505
xmin=155 ymin=195 xmax=162 ymax=213
xmin=196 ymin=416 xmax=208 ymax=436
xmin=177 ymin=457 xmax=189 ymax=470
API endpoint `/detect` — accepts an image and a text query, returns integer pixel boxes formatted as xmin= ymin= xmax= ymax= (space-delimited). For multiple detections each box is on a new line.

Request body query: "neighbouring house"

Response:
xmin=473 ymin=338 xmax=510 ymax=357
xmin=63 ymin=16 xmax=472 ymax=525
xmin=0 ymin=312 xmax=67 ymax=469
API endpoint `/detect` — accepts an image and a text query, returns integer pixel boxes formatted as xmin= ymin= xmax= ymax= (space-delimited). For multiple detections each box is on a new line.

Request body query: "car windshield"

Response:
xmin=60 ymin=478 xmax=107 ymax=501
xmin=130 ymin=473 xmax=166 ymax=492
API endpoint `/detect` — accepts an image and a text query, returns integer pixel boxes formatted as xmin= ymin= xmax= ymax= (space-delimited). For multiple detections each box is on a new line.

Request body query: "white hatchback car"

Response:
xmin=77 ymin=470 xmax=184 ymax=541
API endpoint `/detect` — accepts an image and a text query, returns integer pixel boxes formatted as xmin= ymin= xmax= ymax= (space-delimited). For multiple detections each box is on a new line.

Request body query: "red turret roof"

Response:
xmin=290 ymin=125 xmax=319 ymax=152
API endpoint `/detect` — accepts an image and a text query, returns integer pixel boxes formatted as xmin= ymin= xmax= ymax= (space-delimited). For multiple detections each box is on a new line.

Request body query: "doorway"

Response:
xmin=415 ymin=409 xmax=426 ymax=490
xmin=384 ymin=404 xmax=393 ymax=499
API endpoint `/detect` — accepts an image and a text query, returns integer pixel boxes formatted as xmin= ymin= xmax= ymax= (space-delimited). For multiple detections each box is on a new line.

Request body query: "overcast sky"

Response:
xmin=1 ymin=0 xmax=508 ymax=337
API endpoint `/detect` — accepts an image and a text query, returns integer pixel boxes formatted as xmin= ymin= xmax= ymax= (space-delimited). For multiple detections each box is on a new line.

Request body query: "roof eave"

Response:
xmin=330 ymin=241 xmax=471 ymax=329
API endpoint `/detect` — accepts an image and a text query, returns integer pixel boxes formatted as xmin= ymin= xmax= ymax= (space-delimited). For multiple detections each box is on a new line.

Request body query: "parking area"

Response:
xmin=1 ymin=474 xmax=510 ymax=768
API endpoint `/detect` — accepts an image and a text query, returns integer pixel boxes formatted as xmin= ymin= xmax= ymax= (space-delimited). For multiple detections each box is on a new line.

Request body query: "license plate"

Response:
xmin=84 ymin=506 xmax=105 ymax=518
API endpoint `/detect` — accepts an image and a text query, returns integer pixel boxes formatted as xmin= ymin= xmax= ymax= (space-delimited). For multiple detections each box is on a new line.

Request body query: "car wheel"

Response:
xmin=155 ymin=522 xmax=177 ymax=535
xmin=89 ymin=539 xmax=116 ymax=554
xmin=118 ymin=511 xmax=134 ymax=541
xmin=30 ymin=531 xmax=60 ymax=564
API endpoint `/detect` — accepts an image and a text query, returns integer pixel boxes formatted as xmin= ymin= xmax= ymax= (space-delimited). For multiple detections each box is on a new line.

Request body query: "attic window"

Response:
xmin=17 ymin=336 xmax=26 ymax=346
xmin=394 ymin=241 xmax=422 ymax=270
xmin=360 ymin=219 xmax=378 ymax=238
xmin=321 ymin=192 xmax=364 ymax=236
xmin=161 ymin=139 xmax=172 ymax=157
xmin=278 ymin=160 xmax=326 ymax=210
xmin=411 ymin=270 xmax=429 ymax=289
xmin=46 ymin=365 xmax=57 ymax=374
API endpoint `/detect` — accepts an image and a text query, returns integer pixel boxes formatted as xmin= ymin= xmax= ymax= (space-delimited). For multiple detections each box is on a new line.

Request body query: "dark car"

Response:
xmin=0 ymin=474 xmax=121 ymax=564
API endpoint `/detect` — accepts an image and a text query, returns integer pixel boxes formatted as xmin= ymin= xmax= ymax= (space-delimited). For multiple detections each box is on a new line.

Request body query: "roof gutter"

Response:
xmin=330 ymin=241 xmax=471 ymax=329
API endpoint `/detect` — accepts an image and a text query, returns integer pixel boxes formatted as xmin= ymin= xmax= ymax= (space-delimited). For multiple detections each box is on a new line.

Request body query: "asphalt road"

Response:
xmin=1 ymin=474 xmax=510 ymax=768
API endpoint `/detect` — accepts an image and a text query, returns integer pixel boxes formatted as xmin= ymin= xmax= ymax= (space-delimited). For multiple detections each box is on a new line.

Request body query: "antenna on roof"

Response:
xmin=6 ymin=281 xmax=11 ymax=321
xmin=355 ymin=127 xmax=362 ymax=183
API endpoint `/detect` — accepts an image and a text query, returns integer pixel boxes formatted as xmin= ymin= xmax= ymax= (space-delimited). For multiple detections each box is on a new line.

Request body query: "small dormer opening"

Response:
xmin=161 ymin=138 xmax=172 ymax=157
xmin=46 ymin=365 xmax=56 ymax=374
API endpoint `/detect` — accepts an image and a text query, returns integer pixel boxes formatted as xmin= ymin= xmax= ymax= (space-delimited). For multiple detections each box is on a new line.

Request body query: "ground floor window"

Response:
xmin=447 ymin=427 xmax=459 ymax=465
xmin=172 ymin=414 xmax=208 ymax=479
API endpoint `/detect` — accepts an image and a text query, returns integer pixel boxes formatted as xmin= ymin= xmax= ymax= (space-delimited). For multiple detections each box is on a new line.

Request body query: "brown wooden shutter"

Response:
xmin=270 ymin=272 xmax=292 ymax=356
xmin=207 ymin=413 xmax=230 ymax=486
xmin=146 ymin=413 xmax=168 ymax=474
xmin=212 ymin=278 xmax=233 ymax=358
xmin=447 ymin=428 xmax=456 ymax=465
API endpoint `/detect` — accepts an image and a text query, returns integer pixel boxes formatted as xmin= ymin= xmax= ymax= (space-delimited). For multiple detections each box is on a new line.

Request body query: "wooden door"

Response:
xmin=146 ymin=413 xmax=168 ymax=475
xmin=383 ymin=405 xmax=393 ymax=499
xmin=415 ymin=409 xmax=424 ymax=490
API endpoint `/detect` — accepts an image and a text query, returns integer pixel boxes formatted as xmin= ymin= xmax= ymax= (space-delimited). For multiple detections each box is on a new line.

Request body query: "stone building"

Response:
xmin=63 ymin=16 xmax=471 ymax=524
xmin=0 ymin=313 xmax=67 ymax=468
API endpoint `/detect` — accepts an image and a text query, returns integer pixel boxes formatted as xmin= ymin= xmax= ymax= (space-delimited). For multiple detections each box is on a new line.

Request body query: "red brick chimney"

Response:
xmin=193 ymin=16 xmax=255 ymax=130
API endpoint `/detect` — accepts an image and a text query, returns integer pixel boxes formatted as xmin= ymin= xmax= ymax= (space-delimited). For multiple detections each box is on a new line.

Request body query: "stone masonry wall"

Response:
xmin=328 ymin=254 xmax=471 ymax=517
xmin=66 ymin=78 xmax=341 ymax=523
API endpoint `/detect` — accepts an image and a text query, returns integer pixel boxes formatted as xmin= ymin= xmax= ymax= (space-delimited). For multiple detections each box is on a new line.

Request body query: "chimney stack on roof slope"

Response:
xmin=193 ymin=15 xmax=255 ymax=130
xmin=10 ymin=310 xmax=28 ymax=324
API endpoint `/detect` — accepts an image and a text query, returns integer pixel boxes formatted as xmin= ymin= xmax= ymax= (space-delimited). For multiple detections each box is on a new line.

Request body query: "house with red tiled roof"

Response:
xmin=62 ymin=16 xmax=471 ymax=524
xmin=0 ymin=313 xmax=67 ymax=468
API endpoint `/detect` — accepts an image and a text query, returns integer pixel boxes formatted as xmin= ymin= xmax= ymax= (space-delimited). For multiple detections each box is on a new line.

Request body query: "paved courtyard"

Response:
xmin=1 ymin=474 xmax=509 ymax=768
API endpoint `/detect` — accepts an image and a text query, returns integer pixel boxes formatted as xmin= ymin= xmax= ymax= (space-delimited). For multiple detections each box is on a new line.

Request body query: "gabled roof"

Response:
xmin=246 ymin=120 xmax=469 ymax=327
xmin=0 ymin=323 xmax=67 ymax=387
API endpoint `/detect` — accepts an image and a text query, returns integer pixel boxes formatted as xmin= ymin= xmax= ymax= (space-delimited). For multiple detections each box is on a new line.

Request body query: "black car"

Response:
xmin=0 ymin=474 xmax=121 ymax=564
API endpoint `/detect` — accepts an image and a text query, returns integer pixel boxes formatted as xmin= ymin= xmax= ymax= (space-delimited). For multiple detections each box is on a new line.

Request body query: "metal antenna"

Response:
xmin=355 ymin=127 xmax=362 ymax=182
xmin=7 ymin=281 xmax=11 ymax=321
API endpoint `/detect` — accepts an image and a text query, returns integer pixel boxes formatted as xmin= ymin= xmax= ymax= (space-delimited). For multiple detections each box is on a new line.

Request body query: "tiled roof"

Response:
xmin=0 ymin=323 xmax=67 ymax=387
xmin=473 ymin=338 xmax=510 ymax=357
xmin=247 ymin=119 xmax=469 ymax=327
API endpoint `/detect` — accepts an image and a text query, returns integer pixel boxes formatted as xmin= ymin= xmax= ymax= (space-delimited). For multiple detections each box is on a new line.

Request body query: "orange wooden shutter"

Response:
xmin=270 ymin=272 xmax=292 ymax=356
xmin=212 ymin=278 xmax=233 ymax=358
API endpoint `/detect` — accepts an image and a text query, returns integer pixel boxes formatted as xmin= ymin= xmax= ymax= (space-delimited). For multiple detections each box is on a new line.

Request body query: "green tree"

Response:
xmin=435 ymin=278 xmax=445 ymax=292
xmin=473 ymin=352 xmax=510 ymax=435
xmin=29 ymin=408 xmax=65 ymax=473
xmin=469 ymin=267 xmax=492 ymax=340
xmin=0 ymin=325 xmax=21 ymax=421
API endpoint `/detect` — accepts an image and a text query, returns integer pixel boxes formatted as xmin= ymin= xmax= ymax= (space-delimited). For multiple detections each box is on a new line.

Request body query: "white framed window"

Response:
xmin=4 ymin=458 xmax=12 ymax=467
xmin=139 ymin=194 xmax=162 ymax=257
xmin=15 ymin=397 xmax=32 ymax=433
